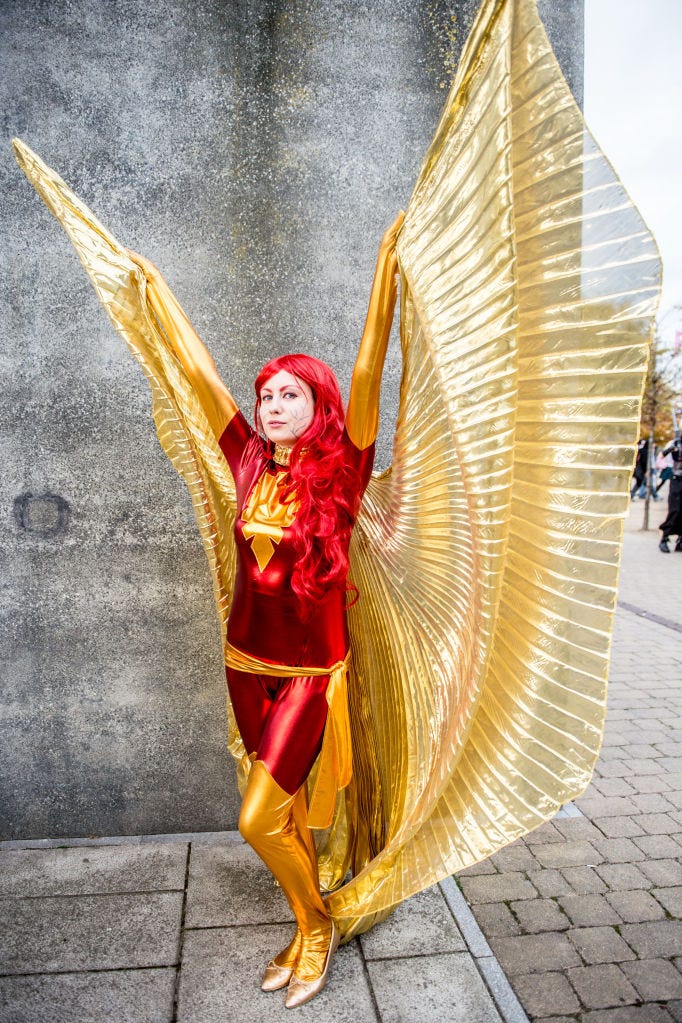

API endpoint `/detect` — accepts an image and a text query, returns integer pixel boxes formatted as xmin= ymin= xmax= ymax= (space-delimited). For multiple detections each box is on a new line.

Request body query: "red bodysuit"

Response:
xmin=219 ymin=411 xmax=374 ymax=793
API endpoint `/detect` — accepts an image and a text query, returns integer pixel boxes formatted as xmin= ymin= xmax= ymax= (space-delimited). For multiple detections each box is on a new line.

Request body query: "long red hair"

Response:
xmin=254 ymin=354 xmax=359 ymax=609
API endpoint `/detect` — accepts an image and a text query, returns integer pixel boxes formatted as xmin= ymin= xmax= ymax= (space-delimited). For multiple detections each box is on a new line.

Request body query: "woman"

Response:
xmin=126 ymin=211 xmax=404 ymax=1007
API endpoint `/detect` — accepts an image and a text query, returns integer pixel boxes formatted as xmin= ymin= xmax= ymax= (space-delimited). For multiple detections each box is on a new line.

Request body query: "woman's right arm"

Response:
xmin=127 ymin=250 xmax=238 ymax=440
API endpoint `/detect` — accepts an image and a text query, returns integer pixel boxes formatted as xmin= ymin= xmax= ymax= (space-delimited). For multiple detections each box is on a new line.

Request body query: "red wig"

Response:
xmin=254 ymin=354 xmax=359 ymax=609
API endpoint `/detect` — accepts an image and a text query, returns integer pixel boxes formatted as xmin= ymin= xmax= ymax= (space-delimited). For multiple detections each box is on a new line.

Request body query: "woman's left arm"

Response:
xmin=345 ymin=211 xmax=404 ymax=450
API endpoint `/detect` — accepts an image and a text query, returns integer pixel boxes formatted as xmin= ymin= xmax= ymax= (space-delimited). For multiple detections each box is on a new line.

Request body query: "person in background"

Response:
xmin=658 ymin=434 xmax=682 ymax=552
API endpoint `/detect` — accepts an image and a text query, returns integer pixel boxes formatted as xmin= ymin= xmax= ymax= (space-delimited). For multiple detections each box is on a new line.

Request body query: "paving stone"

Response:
xmin=0 ymin=969 xmax=176 ymax=1023
xmin=655 ymin=743 xmax=682 ymax=757
xmin=605 ymin=890 xmax=667 ymax=923
xmin=514 ymin=972 xmax=580 ymax=1017
xmin=489 ymin=933 xmax=581 ymax=975
xmin=621 ymin=959 xmax=682 ymax=1001
xmin=633 ymin=795 xmax=676 ymax=814
xmin=633 ymin=814 xmax=680 ymax=836
xmin=177 ymin=925 xmax=376 ymax=1023
xmin=566 ymin=925 xmax=636 ymax=965
xmin=459 ymin=872 xmax=537 ymax=905
xmin=596 ymin=863 xmax=651 ymax=891
xmin=558 ymin=894 xmax=622 ymax=927
xmin=620 ymin=922 xmax=682 ymax=958
xmin=534 ymin=1018 xmax=580 ymax=1023
xmin=560 ymin=867 xmax=609 ymax=895
xmin=360 ymin=885 xmax=465 ymax=959
xmin=511 ymin=898 xmax=570 ymax=933
xmin=528 ymin=868 xmax=575 ymax=898
xmin=525 ymin=823 xmax=565 ymax=845
xmin=0 ymin=844 xmax=188 ymax=897
xmin=592 ymin=817 xmax=646 ymax=839
xmin=185 ymin=839 xmax=293 ymax=928
xmin=596 ymin=762 xmax=632 ymax=779
xmin=591 ymin=838 xmax=646 ymax=863
xmin=667 ymin=1002 xmax=682 ymax=1023
xmin=490 ymin=843 xmax=539 ymax=873
xmin=0 ymin=893 xmax=182 ymax=974
xmin=633 ymin=777 xmax=672 ymax=795
xmin=582 ymin=1005 xmax=674 ymax=1023
xmin=553 ymin=820 xmax=606 ymax=842
xmin=568 ymin=964 xmax=639 ymax=1009
xmin=633 ymin=835 xmax=682 ymax=859
xmin=624 ymin=744 xmax=661 ymax=758
xmin=458 ymin=859 xmax=498 ymax=876
xmin=366 ymin=953 xmax=503 ymax=1023
xmin=533 ymin=842 xmax=602 ymax=870
xmin=639 ymin=860 xmax=682 ymax=888
xmin=653 ymin=886 xmax=682 ymax=917
xmin=473 ymin=902 xmax=522 ymax=938
xmin=576 ymin=797 xmax=639 ymax=818
xmin=594 ymin=779 xmax=637 ymax=797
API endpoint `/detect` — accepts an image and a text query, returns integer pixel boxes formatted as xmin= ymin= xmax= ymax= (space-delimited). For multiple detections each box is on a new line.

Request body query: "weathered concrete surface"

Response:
xmin=0 ymin=0 xmax=583 ymax=840
xmin=0 ymin=970 xmax=176 ymax=1023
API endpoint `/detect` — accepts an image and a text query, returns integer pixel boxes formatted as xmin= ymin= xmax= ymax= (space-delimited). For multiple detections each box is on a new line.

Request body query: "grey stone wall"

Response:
xmin=0 ymin=0 xmax=583 ymax=840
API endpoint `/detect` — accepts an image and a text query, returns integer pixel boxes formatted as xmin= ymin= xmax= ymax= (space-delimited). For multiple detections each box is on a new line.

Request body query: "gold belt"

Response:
xmin=224 ymin=641 xmax=352 ymax=830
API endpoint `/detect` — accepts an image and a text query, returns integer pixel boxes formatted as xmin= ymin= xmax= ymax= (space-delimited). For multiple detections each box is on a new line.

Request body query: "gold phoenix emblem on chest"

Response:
xmin=241 ymin=469 xmax=297 ymax=571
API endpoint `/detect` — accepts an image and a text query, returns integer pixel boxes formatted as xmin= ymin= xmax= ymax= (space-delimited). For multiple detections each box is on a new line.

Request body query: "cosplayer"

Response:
xmin=13 ymin=0 xmax=661 ymax=1009
xmin=123 ymin=214 xmax=402 ymax=1006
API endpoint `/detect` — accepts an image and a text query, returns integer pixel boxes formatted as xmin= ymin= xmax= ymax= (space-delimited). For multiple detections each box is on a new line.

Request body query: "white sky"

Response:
xmin=585 ymin=0 xmax=682 ymax=343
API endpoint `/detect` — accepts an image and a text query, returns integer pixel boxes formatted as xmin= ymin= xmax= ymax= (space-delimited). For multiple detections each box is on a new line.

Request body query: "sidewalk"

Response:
xmin=1 ymin=500 xmax=680 ymax=1023
xmin=457 ymin=500 xmax=682 ymax=1022
xmin=0 ymin=832 xmax=524 ymax=1022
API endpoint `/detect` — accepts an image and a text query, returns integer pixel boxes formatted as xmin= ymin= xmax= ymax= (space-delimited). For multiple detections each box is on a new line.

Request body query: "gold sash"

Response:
xmin=224 ymin=641 xmax=352 ymax=829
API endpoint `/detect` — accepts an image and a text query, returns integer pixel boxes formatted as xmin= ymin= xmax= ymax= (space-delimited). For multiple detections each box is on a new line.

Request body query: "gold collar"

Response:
xmin=273 ymin=443 xmax=292 ymax=467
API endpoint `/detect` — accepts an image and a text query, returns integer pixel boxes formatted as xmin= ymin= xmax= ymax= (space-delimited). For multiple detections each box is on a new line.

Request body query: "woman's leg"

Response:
xmin=239 ymin=761 xmax=332 ymax=982
xmin=239 ymin=675 xmax=334 ymax=987
xmin=225 ymin=666 xmax=273 ymax=758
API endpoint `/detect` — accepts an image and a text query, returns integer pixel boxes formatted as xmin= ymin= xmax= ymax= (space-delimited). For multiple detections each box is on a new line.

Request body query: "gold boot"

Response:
xmin=239 ymin=762 xmax=333 ymax=997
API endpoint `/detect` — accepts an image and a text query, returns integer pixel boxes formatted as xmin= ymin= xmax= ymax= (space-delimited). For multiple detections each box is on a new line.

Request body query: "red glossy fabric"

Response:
xmin=218 ymin=412 xmax=374 ymax=791
xmin=225 ymin=667 xmax=330 ymax=794
xmin=219 ymin=412 xmax=374 ymax=668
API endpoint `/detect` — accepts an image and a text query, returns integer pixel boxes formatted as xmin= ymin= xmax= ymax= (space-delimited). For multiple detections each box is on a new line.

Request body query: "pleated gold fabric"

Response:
xmin=13 ymin=0 xmax=660 ymax=946
xmin=325 ymin=0 xmax=660 ymax=938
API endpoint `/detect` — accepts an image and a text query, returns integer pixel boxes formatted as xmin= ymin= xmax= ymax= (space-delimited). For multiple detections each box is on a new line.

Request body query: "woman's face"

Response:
xmin=259 ymin=369 xmax=315 ymax=447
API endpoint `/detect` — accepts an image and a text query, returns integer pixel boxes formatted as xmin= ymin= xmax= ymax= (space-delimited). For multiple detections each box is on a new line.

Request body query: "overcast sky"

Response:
xmin=584 ymin=0 xmax=682 ymax=343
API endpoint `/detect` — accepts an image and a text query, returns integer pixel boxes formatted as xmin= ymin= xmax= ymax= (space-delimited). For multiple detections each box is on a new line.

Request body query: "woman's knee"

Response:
xmin=238 ymin=760 xmax=294 ymax=845
xmin=238 ymin=797 xmax=259 ymax=845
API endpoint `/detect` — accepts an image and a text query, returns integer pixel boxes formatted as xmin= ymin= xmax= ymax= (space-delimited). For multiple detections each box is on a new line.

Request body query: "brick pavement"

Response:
xmin=457 ymin=502 xmax=682 ymax=1022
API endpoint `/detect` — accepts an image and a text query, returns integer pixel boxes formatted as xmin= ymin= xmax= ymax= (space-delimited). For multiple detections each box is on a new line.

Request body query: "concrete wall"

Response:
xmin=0 ymin=0 xmax=583 ymax=840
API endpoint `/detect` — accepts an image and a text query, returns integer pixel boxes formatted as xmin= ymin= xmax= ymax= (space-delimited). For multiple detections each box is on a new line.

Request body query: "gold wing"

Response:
xmin=326 ymin=0 xmax=661 ymax=939
xmin=12 ymin=139 xmax=248 ymax=772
